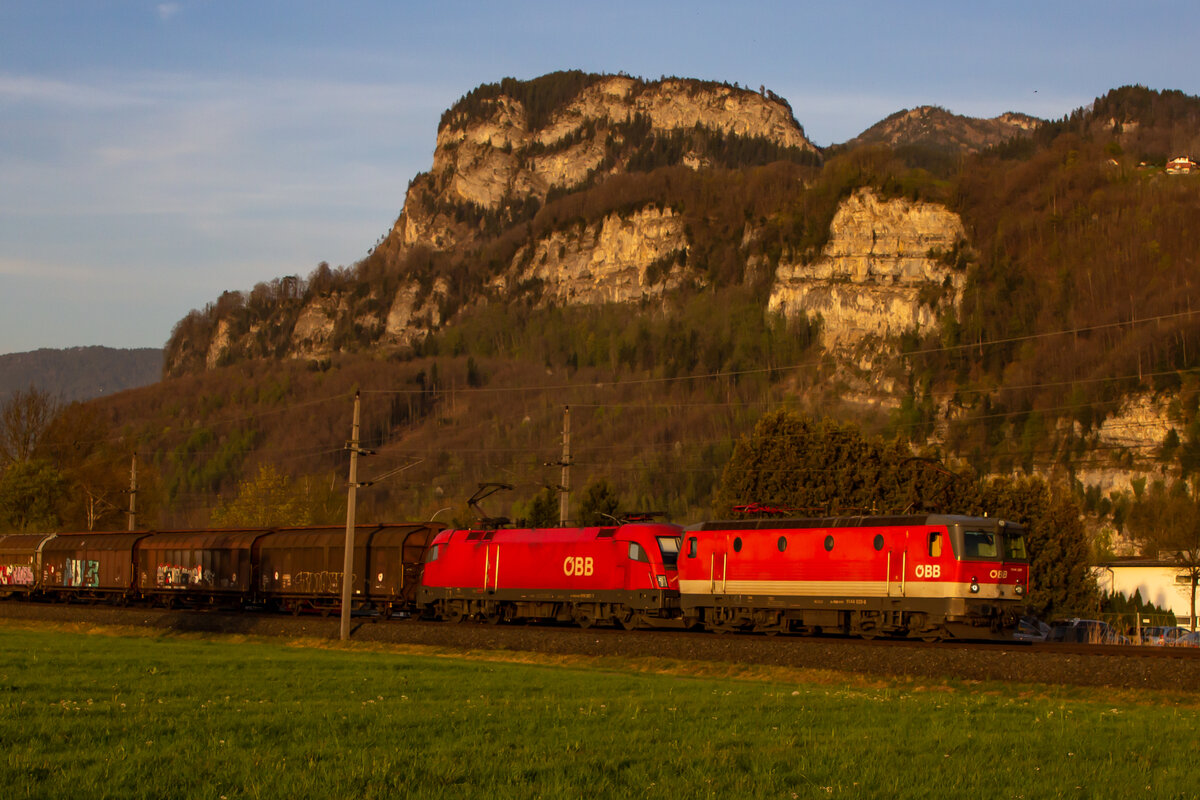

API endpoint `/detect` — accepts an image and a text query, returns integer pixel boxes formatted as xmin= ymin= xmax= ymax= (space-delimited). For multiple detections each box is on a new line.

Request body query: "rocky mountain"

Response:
xmin=149 ymin=78 xmax=1200 ymax=545
xmin=164 ymin=72 xmax=821 ymax=376
xmin=0 ymin=346 xmax=162 ymax=403
xmin=840 ymin=105 xmax=1042 ymax=153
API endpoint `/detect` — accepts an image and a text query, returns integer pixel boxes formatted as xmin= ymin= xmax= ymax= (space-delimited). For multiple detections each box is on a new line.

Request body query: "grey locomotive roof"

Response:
xmin=693 ymin=513 xmax=1018 ymax=532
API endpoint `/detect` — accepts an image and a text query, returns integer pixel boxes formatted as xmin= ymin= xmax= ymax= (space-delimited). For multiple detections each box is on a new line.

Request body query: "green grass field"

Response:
xmin=1 ymin=622 xmax=1196 ymax=799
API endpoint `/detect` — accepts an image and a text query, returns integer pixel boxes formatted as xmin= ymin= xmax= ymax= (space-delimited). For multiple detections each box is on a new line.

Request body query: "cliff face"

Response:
xmin=494 ymin=207 xmax=691 ymax=305
xmin=768 ymin=188 xmax=967 ymax=346
xmin=384 ymin=76 xmax=815 ymax=259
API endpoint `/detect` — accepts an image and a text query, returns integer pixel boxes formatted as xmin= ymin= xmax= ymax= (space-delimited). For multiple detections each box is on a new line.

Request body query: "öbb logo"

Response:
xmin=563 ymin=556 xmax=594 ymax=577
xmin=914 ymin=564 xmax=941 ymax=579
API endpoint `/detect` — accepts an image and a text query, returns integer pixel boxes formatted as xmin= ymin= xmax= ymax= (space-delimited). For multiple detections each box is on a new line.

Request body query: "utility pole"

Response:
xmin=340 ymin=391 xmax=372 ymax=641
xmin=559 ymin=406 xmax=571 ymax=525
xmin=128 ymin=452 xmax=137 ymax=531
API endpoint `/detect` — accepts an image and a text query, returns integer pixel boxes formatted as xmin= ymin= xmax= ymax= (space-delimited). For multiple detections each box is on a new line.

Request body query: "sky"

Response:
xmin=1 ymin=1 xmax=1197 ymax=355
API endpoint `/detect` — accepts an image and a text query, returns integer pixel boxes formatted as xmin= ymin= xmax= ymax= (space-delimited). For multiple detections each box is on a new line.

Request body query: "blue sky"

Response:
xmin=2 ymin=1 xmax=1196 ymax=355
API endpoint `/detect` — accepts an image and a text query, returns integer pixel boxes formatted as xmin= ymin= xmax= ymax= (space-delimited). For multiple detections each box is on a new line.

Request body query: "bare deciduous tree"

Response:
xmin=0 ymin=386 xmax=58 ymax=466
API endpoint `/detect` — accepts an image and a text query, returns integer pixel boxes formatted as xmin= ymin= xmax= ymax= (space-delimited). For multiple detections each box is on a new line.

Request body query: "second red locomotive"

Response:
xmin=418 ymin=522 xmax=684 ymax=629
xmin=678 ymin=514 xmax=1029 ymax=639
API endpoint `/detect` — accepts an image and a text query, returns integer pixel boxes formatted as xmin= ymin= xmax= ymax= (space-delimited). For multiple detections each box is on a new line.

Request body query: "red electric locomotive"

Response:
xmin=417 ymin=522 xmax=684 ymax=628
xmin=677 ymin=514 xmax=1029 ymax=640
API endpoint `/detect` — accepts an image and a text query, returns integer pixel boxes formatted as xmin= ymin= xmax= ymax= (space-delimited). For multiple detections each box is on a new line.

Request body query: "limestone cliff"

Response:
xmin=768 ymin=188 xmax=967 ymax=347
xmin=494 ymin=207 xmax=690 ymax=305
xmin=381 ymin=74 xmax=816 ymax=261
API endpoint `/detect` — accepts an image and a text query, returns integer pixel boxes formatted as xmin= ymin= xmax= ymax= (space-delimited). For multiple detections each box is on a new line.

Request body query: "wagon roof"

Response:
xmin=0 ymin=533 xmax=56 ymax=551
xmin=40 ymin=532 xmax=151 ymax=552
xmin=138 ymin=530 xmax=268 ymax=550
xmin=262 ymin=522 xmax=442 ymax=548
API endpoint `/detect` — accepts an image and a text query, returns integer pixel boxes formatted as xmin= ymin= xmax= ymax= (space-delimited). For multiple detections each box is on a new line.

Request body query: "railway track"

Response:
xmin=3 ymin=600 xmax=1199 ymax=693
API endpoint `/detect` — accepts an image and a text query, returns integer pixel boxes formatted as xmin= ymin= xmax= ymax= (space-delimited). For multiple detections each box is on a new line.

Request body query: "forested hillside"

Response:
xmin=0 ymin=347 xmax=162 ymax=403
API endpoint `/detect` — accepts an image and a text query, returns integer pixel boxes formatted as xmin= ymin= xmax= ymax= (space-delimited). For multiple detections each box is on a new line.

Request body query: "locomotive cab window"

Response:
xmin=629 ymin=542 xmax=650 ymax=563
xmin=422 ymin=544 xmax=440 ymax=563
xmin=657 ymin=536 xmax=681 ymax=569
xmin=686 ymin=537 xmax=697 ymax=558
xmin=928 ymin=532 xmax=942 ymax=558
xmin=961 ymin=530 xmax=998 ymax=559
xmin=1003 ymin=529 xmax=1028 ymax=560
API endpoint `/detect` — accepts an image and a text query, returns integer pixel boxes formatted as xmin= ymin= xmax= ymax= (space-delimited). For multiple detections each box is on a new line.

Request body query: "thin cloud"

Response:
xmin=0 ymin=256 xmax=105 ymax=282
xmin=156 ymin=3 xmax=182 ymax=22
xmin=0 ymin=74 xmax=151 ymax=110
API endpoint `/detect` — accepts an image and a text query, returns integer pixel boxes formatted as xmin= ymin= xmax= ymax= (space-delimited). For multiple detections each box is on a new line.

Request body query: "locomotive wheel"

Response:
xmin=616 ymin=609 xmax=639 ymax=630
xmin=443 ymin=602 xmax=465 ymax=623
xmin=576 ymin=613 xmax=596 ymax=629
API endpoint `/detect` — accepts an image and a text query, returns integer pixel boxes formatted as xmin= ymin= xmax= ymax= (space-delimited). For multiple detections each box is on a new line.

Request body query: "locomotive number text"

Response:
xmin=563 ymin=556 xmax=594 ymax=577
xmin=914 ymin=564 xmax=941 ymax=578
xmin=989 ymin=569 xmax=1008 ymax=579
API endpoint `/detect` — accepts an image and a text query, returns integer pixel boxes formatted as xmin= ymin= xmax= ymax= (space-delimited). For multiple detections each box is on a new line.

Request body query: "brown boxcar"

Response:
xmin=136 ymin=529 xmax=270 ymax=605
xmin=256 ymin=523 xmax=440 ymax=615
xmin=0 ymin=533 xmax=56 ymax=597
xmin=40 ymin=533 xmax=151 ymax=599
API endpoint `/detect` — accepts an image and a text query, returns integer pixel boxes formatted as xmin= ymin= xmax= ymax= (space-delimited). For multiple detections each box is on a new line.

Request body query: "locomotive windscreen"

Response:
xmin=1002 ymin=528 xmax=1028 ymax=560
xmin=657 ymin=536 xmax=681 ymax=569
xmin=957 ymin=526 xmax=1028 ymax=562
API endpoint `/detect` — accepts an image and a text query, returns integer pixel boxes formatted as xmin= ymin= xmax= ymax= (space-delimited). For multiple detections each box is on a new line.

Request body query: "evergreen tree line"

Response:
xmin=713 ymin=409 xmax=1098 ymax=618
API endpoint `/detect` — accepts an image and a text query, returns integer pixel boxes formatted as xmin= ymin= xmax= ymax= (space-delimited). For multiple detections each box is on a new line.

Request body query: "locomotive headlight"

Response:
xmin=656 ymin=575 xmax=668 ymax=588
xmin=970 ymin=577 xmax=980 ymax=594
xmin=1015 ymin=584 xmax=1025 ymax=596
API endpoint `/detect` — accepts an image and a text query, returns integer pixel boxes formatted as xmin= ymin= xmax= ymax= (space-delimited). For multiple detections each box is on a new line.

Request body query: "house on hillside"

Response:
xmin=1166 ymin=156 xmax=1197 ymax=174
xmin=1095 ymin=557 xmax=1198 ymax=627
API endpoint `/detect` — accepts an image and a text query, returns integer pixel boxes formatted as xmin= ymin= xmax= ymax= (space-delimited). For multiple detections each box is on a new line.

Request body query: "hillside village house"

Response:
xmin=1095 ymin=558 xmax=1198 ymax=628
xmin=1166 ymin=156 xmax=1197 ymax=174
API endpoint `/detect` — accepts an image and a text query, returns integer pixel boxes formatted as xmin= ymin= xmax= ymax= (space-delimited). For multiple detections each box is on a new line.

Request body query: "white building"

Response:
xmin=1095 ymin=558 xmax=1198 ymax=627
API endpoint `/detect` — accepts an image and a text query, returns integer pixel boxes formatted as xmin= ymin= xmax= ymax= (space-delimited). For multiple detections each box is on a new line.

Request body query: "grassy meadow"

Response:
xmin=1 ymin=622 xmax=1197 ymax=799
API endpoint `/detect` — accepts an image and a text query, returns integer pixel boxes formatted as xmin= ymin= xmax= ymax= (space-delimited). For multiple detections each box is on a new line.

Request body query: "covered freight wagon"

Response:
xmin=136 ymin=529 xmax=269 ymax=606
xmin=255 ymin=523 xmax=440 ymax=615
xmin=0 ymin=533 xmax=55 ymax=597
xmin=40 ymin=532 xmax=151 ymax=600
